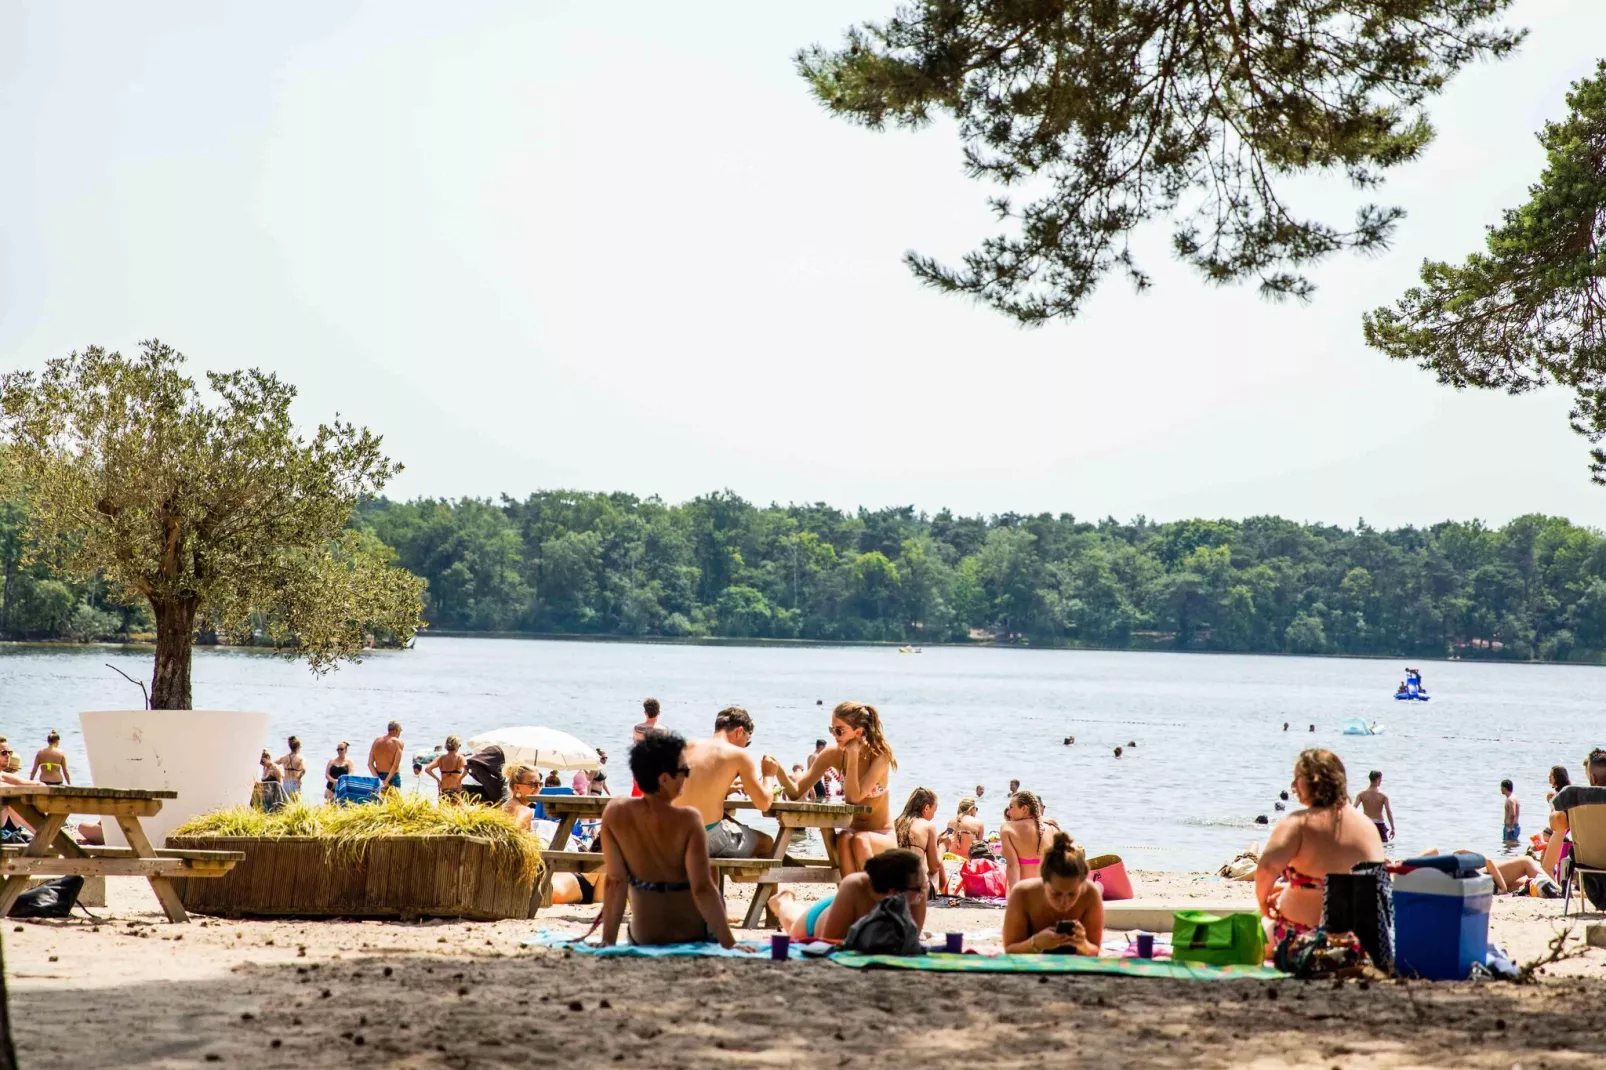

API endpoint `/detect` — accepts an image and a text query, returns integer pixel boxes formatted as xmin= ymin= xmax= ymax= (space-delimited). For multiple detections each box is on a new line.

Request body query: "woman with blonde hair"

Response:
xmin=1002 ymin=832 xmax=1103 ymax=954
xmin=772 ymin=701 xmax=898 ymax=876
xmin=1257 ymin=748 xmax=1385 ymax=947
xmin=500 ymin=762 xmax=542 ymax=832
xmin=941 ymin=796 xmax=985 ymax=857
xmin=278 ymin=737 xmax=306 ymax=799
xmin=1000 ymin=790 xmax=1057 ymax=889
xmin=894 ymin=787 xmax=946 ymax=896
xmin=425 ymin=736 xmax=468 ymax=800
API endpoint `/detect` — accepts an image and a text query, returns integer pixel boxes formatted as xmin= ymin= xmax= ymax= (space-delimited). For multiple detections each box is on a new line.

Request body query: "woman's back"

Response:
xmin=1001 ymin=817 xmax=1056 ymax=882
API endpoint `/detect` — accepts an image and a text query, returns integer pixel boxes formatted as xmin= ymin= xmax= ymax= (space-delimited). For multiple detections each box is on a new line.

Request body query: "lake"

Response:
xmin=1 ymin=638 xmax=1599 ymax=871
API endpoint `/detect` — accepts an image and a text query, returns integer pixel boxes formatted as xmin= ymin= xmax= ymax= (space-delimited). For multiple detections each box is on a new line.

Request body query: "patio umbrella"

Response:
xmin=464 ymin=726 xmax=600 ymax=772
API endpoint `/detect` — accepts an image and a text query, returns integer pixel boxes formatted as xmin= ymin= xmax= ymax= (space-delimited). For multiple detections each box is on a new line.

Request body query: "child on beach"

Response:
xmin=1500 ymin=780 xmax=1520 ymax=845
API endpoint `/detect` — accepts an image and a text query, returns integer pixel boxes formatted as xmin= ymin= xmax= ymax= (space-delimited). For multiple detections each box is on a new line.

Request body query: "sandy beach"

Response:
xmin=6 ymin=872 xmax=1604 ymax=1069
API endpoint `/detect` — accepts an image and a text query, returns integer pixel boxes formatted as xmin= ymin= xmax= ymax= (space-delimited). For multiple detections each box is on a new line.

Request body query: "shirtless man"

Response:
xmin=30 ymin=732 xmax=70 ymax=786
xmin=600 ymin=730 xmax=737 ymax=947
xmin=632 ymin=698 xmax=661 ymax=742
xmin=368 ymin=721 xmax=406 ymax=791
xmin=425 ymin=736 xmax=468 ymax=799
xmin=1354 ymin=769 xmax=1394 ymax=844
xmin=673 ymin=707 xmax=778 ymax=858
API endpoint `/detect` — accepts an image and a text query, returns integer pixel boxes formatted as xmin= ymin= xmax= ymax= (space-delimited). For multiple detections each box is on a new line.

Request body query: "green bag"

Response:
xmin=1171 ymin=910 xmax=1267 ymax=966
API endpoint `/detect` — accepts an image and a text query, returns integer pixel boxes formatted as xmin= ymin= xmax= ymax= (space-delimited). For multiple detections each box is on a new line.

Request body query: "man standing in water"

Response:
xmin=633 ymin=698 xmax=661 ymax=742
xmin=1355 ymin=770 xmax=1395 ymax=844
xmin=675 ymin=707 xmax=779 ymax=858
xmin=368 ymin=721 xmax=405 ymax=791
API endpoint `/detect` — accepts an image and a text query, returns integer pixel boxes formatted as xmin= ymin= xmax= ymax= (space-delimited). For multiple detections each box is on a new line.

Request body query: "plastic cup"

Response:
xmin=770 ymin=933 xmax=790 ymax=960
xmin=944 ymin=932 xmax=964 ymax=954
xmin=1136 ymin=932 xmax=1155 ymax=959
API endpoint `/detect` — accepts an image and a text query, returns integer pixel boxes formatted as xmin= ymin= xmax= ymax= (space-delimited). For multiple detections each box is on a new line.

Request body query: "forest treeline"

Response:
xmin=9 ymin=487 xmax=1606 ymax=662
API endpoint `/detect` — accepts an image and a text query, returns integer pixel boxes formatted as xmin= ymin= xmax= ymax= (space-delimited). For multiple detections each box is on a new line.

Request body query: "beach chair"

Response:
xmin=1561 ymin=803 xmax=1606 ymax=917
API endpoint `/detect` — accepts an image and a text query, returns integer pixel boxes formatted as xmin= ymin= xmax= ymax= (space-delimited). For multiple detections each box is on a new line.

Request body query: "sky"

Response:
xmin=2 ymin=1 xmax=1604 ymax=531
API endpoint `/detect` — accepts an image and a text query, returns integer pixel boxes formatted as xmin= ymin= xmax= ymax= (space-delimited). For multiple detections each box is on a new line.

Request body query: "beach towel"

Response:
xmin=830 ymin=951 xmax=1281 ymax=979
xmin=522 ymin=931 xmax=803 ymax=959
xmin=931 ymin=894 xmax=1008 ymax=910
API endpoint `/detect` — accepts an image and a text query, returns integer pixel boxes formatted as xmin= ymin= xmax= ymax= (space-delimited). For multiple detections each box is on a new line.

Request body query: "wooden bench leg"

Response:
xmin=741 ymin=826 xmax=793 ymax=929
xmin=0 ymin=812 xmax=69 ymax=918
xmin=114 ymin=816 xmax=189 ymax=923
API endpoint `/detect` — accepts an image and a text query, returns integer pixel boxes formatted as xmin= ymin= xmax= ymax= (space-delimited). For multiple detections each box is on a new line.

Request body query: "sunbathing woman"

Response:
xmin=774 ymin=847 xmax=929 ymax=942
xmin=598 ymin=731 xmax=736 ymax=948
xmin=894 ymin=787 xmax=946 ymax=896
xmin=551 ymin=838 xmax=608 ymax=906
xmin=1257 ymin=749 xmax=1384 ymax=948
xmin=940 ymin=796 xmax=985 ymax=858
xmin=1001 ymin=832 xmax=1103 ymax=954
xmin=771 ymin=701 xmax=897 ymax=876
xmin=1000 ymin=790 xmax=1057 ymax=889
xmin=1418 ymin=848 xmax=1560 ymax=896
xmin=500 ymin=763 xmax=541 ymax=831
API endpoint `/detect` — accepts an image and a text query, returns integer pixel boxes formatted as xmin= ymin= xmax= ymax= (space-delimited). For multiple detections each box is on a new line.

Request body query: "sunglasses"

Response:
xmin=675 ymin=765 xmax=692 ymax=778
xmin=830 ymin=726 xmax=849 ymax=738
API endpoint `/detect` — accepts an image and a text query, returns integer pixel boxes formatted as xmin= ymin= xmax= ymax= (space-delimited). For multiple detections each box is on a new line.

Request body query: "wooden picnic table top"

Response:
xmin=0 ymin=785 xmax=177 ymax=802
xmin=535 ymin=794 xmax=870 ymax=818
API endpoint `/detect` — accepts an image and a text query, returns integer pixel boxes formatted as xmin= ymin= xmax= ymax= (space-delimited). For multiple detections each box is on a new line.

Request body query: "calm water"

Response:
xmin=0 ymin=638 xmax=1600 ymax=871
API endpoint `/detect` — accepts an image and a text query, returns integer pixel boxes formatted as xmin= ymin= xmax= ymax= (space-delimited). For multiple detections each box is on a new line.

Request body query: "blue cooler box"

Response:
xmin=1393 ymin=866 xmax=1493 ymax=980
xmin=334 ymin=774 xmax=382 ymax=806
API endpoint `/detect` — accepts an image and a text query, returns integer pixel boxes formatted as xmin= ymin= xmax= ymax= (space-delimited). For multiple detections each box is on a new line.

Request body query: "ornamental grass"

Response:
xmin=172 ymin=793 xmax=544 ymax=884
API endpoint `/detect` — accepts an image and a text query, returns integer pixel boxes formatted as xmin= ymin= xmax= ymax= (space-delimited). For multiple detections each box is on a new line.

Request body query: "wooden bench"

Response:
xmin=535 ymin=853 xmax=781 ymax=909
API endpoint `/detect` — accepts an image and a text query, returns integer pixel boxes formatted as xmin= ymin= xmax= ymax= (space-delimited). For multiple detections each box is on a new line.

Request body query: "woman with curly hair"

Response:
xmin=773 ymin=700 xmax=898 ymax=876
xmin=1256 ymin=749 xmax=1384 ymax=947
xmin=1000 ymin=790 xmax=1057 ymax=889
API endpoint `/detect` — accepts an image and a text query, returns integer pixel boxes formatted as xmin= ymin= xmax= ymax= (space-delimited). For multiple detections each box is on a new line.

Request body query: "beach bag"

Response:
xmin=959 ymin=857 xmax=1006 ymax=899
xmin=841 ymin=895 xmax=925 ymax=956
xmin=1274 ymin=928 xmax=1369 ymax=979
xmin=1171 ymin=910 xmax=1266 ymax=966
xmin=8 ymin=876 xmax=83 ymax=919
xmin=1088 ymin=855 xmax=1134 ymax=901
xmin=1323 ymin=861 xmax=1394 ymax=973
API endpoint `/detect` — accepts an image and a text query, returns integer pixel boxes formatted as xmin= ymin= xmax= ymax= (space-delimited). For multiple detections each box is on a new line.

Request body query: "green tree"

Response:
xmin=798 ymin=0 xmax=1521 ymax=322
xmin=0 ymin=342 xmax=424 ymax=708
xmin=1364 ymin=62 xmax=1606 ymax=481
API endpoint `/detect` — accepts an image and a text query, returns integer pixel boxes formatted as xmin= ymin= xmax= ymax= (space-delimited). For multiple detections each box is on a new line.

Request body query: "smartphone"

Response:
xmin=1055 ymin=920 xmax=1079 ymax=935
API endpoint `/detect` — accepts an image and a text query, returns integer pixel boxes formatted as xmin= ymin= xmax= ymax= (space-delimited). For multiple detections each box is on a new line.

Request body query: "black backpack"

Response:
xmin=841 ymin=895 xmax=925 ymax=956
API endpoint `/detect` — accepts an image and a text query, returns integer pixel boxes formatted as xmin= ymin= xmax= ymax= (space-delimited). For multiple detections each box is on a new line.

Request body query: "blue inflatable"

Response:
xmin=1393 ymin=668 xmax=1431 ymax=701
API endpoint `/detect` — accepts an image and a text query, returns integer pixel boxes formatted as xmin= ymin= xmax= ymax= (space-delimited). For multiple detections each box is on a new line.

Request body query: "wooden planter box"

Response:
xmin=165 ymin=835 xmax=539 ymax=921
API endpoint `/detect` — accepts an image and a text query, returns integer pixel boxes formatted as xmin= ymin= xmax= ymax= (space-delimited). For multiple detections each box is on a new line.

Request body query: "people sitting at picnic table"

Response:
xmin=1257 ymin=748 xmax=1385 ymax=946
xmin=1540 ymin=747 xmax=1606 ymax=908
xmin=770 ymin=700 xmax=897 ymax=876
xmin=598 ymin=730 xmax=737 ymax=948
xmin=1001 ymin=832 xmax=1103 ymax=954
xmin=894 ymin=787 xmax=947 ymax=896
xmin=672 ymin=707 xmax=778 ymax=858
xmin=1000 ymin=789 xmax=1057 ymax=889
xmin=774 ymin=847 xmax=930 ymax=942
xmin=500 ymin=762 xmax=541 ymax=831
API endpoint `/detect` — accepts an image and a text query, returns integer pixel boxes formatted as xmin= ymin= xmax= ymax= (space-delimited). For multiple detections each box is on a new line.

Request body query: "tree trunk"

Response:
xmin=150 ymin=597 xmax=199 ymax=710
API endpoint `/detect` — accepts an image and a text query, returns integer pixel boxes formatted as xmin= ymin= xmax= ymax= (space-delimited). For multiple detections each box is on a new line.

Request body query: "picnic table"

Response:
xmin=0 ymin=786 xmax=243 ymax=923
xmin=531 ymin=794 xmax=869 ymax=926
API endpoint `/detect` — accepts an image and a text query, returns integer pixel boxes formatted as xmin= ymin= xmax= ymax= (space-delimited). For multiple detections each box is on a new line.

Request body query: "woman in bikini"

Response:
xmin=425 ymin=736 xmax=468 ymax=801
xmin=278 ymin=737 xmax=306 ymax=799
xmin=893 ymin=787 xmax=946 ymax=896
xmin=1256 ymin=748 xmax=1384 ymax=949
xmin=597 ymin=730 xmax=736 ymax=948
xmin=324 ymin=742 xmax=352 ymax=802
xmin=30 ymin=732 xmax=69 ymax=786
xmin=940 ymin=796 xmax=985 ymax=858
xmin=772 ymin=701 xmax=897 ymax=876
xmin=1002 ymin=832 xmax=1103 ymax=954
xmin=500 ymin=762 xmax=541 ymax=831
xmin=1000 ymin=790 xmax=1057 ymax=890
xmin=774 ymin=847 xmax=930 ymax=942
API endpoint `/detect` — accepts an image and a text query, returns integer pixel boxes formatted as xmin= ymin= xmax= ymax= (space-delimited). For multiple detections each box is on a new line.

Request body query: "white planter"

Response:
xmin=79 ymin=709 xmax=269 ymax=848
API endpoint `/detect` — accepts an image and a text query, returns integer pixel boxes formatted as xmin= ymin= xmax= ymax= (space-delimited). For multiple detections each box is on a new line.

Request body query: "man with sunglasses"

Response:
xmin=673 ymin=707 xmax=780 ymax=859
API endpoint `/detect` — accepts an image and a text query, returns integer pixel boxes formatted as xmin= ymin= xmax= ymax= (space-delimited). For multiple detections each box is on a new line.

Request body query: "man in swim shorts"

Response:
xmin=368 ymin=721 xmax=406 ymax=791
xmin=674 ymin=707 xmax=779 ymax=858
xmin=1354 ymin=770 xmax=1394 ymax=844
xmin=1500 ymin=779 xmax=1520 ymax=845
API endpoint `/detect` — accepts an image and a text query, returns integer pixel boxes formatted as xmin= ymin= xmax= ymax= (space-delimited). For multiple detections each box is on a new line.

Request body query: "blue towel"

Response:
xmin=523 ymin=930 xmax=802 ymax=959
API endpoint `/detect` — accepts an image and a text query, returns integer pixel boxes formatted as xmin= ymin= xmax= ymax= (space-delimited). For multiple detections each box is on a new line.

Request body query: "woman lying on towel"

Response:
xmin=1001 ymin=833 xmax=1103 ymax=954
xmin=773 ymin=848 xmax=929 ymax=942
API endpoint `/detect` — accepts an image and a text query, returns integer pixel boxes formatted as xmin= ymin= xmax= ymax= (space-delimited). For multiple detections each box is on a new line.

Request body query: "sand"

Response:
xmin=5 ymin=872 xmax=1606 ymax=1069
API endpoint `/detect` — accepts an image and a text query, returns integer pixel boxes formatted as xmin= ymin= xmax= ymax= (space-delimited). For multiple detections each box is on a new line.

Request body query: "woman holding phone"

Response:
xmin=1000 ymin=832 xmax=1103 ymax=955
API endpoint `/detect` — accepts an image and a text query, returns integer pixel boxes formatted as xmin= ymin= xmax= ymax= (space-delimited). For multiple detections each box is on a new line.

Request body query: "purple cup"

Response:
xmin=1136 ymin=932 xmax=1155 ymax=959
xmin=944 ymin=932 xmax=964 ymax=954
xmin=770 ymin=933 xmax=791 ymax=960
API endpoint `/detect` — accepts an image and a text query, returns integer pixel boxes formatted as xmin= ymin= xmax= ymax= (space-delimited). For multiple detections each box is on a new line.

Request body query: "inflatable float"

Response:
xmin=1341 ymin=717 xmax=1385 ymax=736
xmin=1393 ymin=667 xmax=1430 ymax=701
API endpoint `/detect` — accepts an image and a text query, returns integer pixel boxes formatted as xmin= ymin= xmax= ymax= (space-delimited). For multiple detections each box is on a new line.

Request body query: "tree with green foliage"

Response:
xmin=0 ymin=342 xmax=424 ymax=709
xmin=1365 ymin=61 xmax=1606 ymax=481
xmin=797 ymin=0 xmax=1522 ymax=322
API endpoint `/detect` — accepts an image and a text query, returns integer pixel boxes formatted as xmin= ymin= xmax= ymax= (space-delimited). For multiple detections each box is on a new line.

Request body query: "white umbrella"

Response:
xmin=465 ymin=726 xmax=600 ymax=772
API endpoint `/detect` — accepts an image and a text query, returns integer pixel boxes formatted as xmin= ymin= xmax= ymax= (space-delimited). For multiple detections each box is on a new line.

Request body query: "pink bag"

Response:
xmin=960 ymin=858 xmax=1007 ymax=898
xmin=1089 ymin=857 xmax=1134 ymax=901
